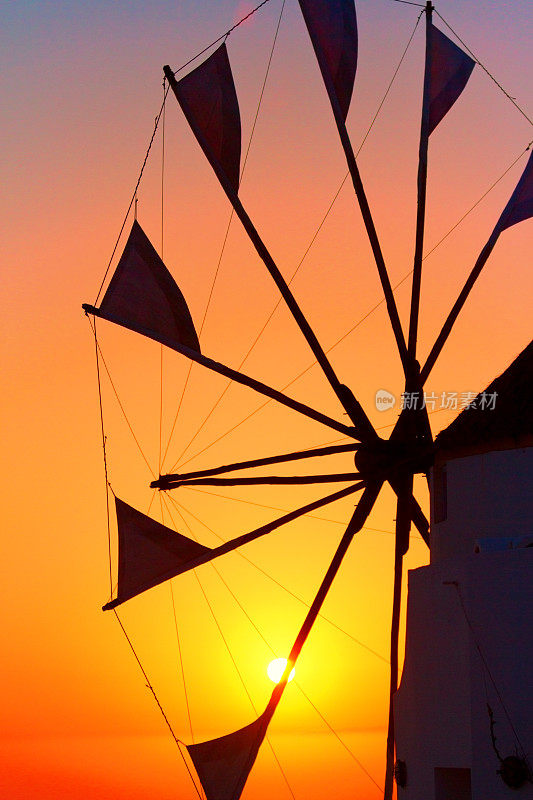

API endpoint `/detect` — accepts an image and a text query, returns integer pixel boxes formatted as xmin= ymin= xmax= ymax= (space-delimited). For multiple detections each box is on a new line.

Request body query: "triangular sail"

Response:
xmin=428 ymin=24 xmax=475 ymax=134
xmin=102 ymin=498 xmax=211 ymax=610
xmin=494 ymin=149 xmax=533 ymax=232
xmin=170 ymin=43 xmax=241 ymax=192
xmin=90 ymin=220 xmax=200 ymax=352
xmin=298 ymin=0 xmax=358 ymax=120
xmin=421 ymin=150 xmax=533 ymax=385
xmin=187 ymin=715 xmax=267 ymax=800
xmin=186 ymin=483 xmax=380 ymax=800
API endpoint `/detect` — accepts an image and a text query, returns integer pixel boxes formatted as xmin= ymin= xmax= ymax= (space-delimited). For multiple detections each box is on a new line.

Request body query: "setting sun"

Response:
xmin=267 ymin=658 xmax=295 ymax=684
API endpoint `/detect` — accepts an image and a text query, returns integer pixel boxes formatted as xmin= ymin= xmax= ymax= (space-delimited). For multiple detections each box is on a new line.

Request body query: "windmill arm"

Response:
xmin=153 ymin=442 xmax=359 ymax=486
xmin=103 ymin=481 xmax=366 ymax=611
xmin=164 ymin=65 xmax=376 ymax=442
xmin=419 ymin=233 xmax=499 ymax=384
xmin=83 ymin=303 xmax=357 ymax=439
xmin=262 ymin=481 xmax=383 ymax=718
xmin=156 ymin=472 xmax=361 ymax=489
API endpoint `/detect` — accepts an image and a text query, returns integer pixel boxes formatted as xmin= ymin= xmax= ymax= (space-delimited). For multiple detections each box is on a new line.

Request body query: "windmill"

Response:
xmin=82 ymin=1 xmax=533 ymax=798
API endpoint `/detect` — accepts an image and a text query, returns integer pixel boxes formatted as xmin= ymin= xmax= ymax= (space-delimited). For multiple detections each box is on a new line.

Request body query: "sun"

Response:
xmin=267 ymin=658 xmax=295 ymax=684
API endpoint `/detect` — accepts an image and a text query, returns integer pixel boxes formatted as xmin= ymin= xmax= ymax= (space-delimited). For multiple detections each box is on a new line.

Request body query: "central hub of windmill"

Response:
xmin=354 ymin=436 xmax=433 ymax=482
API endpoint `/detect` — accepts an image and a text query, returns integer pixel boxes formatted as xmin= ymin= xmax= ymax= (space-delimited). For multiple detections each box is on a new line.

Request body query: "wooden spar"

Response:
xmin=384 ymin=474 xmax=413 ymax=800
xmin=261 ymin=481 xmax=382 ymax=722
xmin=158 ymin=472 xmax=361 ymax=489
xmin=419 ymin=229 xmax=502 ymax=385
xmin=300 ymin=31 xmax=410 ymax=377
xmin=82 ymin=304 xmax=357 ymax=438
xmin=163 ymin=64 xmax=376 ymax=443
xmin=407 ymin=2 xmax=433 ymax=361
xmin=153 ymin=442 xmax=359 ymax=486
xmin=103 ymin=481 xmax=366 ymax=610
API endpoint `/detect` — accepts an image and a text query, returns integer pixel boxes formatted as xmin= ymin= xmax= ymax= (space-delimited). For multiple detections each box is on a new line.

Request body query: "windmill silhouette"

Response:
xmin=83 ymin=1 xmax=532 ymax=798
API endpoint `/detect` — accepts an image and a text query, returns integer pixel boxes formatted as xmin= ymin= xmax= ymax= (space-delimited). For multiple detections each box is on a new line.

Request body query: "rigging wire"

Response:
xmin=170 ymin=0 xmax=274 ymax=78
xmin=93 ymin=0 xmax=276 ymax=307
xmin=159 ymin=79 xmax=166 ymax=476
xmin=166 ymin=11 xmax=422 ymax=473
xmin=167 ymin=493 xmax=383 ymax=793
xmin=170 ymin=579 xmax=195 ymax=743
xmin=173 ymin=492 xmax=389 ymax=664
xmin=175 ymin=137 xmax=532 ymax=471
xmin=94 ymin=84 xmax=170 ymax=305
xmin=435 ymin=10 xmax=533 ymax=128
xmin=92 ymin=319 xmax=113 ymax=597
xmin=163 ymin=494 xmax=297 ymax=799
xmin=113 ymin=609 xmax=204 ymax=800
xmin=183 ymin=485 xmax=407 ymax=538
xmin=159 ymin=496 xmax=196 ymax=746
xmin=445 ymin=581 xmax=529 ymax=761
xmin=90 ymin=326 xmax=202 ymax=798
xmin=162 ymin=0 xmax=287 ymax=472
xmin=87 ymin=318 xmax=156 ymax=477
xmin=388 ymin=0 xmax=425 ymax=6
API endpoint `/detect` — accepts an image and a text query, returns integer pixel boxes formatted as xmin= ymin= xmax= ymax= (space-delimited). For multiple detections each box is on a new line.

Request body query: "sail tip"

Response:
xmin=82 ymin=303 xmax=98 ymax=315
xmin=102 ymin=599 xmax=119 ymax=611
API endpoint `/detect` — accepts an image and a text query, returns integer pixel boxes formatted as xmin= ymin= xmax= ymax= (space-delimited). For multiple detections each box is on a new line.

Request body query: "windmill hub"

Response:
xmin=354 ymin=437 xmax=432 ymax=480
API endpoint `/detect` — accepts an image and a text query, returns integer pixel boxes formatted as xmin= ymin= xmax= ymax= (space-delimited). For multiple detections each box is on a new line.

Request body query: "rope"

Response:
xmin=162 ymin=0 xmax=287 ymax=472
xmin=162 ymin=494 xmax=297 ymax=799
xmin=174 ymin=494 xmax=389 ymax=664
xmin=173 ymin=136 xmax=531 ymax=470
xmin=159 ymin=79 xmax=166 ymax=475
xmin=389 ymin=0 xmax=425 ymax=6
xmin=94 ymin=84 xmax=170 ymax=304
xmin=446 ymin=581 xmax=528 ymax=759
xmin=296 ymin=683 xmax=383 ymax=793
xmin=89 ymin=326 xmax=202 ymax=797
xmin=165 ymin=498 xmax=260 ymax=712
xmin=183 ymin=484 xmax=403 ymax=538
xmin=422 ymin=140 xmax=533 ymax=261
xmin=170 ymin=579 xmax=195 ymax=743
xmin=87 ymin=319 xmax=155 ymax=477
xmin=91 ymin=319 xmax=113 ymax=596
xmin=94 ymin=0 xmax=277 ymax=306
xmin=435 ymin=10 xmax=533 ymax=128
xmin=170 ymin=0 xmax=274 ymax=78
xmin=169 ymin=494 xmax=383 ymax=793
xmin=167 ymin=12 xmax=421 ymax=473
xmin=113 ymin=609 xmax=204 ymax=799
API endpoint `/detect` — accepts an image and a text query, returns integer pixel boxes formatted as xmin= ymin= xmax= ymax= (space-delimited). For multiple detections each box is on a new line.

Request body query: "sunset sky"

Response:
xmin=2 ymin=0 xmax=532 ymax=798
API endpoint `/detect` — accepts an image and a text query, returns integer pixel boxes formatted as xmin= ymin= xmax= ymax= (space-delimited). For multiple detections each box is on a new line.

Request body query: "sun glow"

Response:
xmin=267 ymin=658 xmax=295 ymax=684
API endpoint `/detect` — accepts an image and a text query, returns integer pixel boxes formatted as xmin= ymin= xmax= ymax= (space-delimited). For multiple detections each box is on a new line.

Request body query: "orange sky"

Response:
xmin=2 ymin=0 xmax=532 ymax=798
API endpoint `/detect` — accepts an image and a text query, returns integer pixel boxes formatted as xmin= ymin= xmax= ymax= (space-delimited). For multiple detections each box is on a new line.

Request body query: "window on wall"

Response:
xmin=433 ymin=463 xmax=448 ymax=523
xmin=434 ymin=767 xmax=471 ymax=800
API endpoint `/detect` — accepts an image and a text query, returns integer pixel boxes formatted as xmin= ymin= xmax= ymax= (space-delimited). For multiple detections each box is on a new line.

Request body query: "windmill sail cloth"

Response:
xmin=172 ymin=43 xmax=241 ymax=193
xmin=97 ymin=220 xmax=200 ymax=352
xmin=187 ymin=714 xmax=267 ymax=800
xmin=428 ymin=25 xmax=475 ymax=134
xmin=102 ymin=498 xmax=211 ymax=610
xmin=298 ymin=0 xmax=358 ymax=120
xmin=494 ymin=149 xmax=533 ymax=233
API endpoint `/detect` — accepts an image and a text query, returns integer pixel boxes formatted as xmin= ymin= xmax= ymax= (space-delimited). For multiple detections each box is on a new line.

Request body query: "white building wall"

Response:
xmin=430 ymin=448 xmax=533 ymax=563
xmin=395 ymin=445 xmax=532 ymax=797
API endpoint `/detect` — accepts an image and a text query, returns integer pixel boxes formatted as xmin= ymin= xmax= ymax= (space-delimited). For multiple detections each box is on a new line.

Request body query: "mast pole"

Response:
xmin=337 ymin=128 xmax=410 ymax=376
xmin=407 ymin=1 xmax=433 ymax=362
xmin=299 ymin=25 xmax=410 ymax=376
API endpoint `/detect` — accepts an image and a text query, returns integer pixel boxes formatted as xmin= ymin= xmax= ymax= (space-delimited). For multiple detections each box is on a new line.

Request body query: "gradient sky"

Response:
xmin=2 ymin=1 xmax=532 ymax=798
